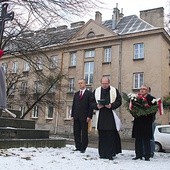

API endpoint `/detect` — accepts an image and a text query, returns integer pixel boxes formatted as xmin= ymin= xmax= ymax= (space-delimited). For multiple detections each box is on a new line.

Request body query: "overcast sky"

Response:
xmin=79 ymin=0 xmax=169 ymax=22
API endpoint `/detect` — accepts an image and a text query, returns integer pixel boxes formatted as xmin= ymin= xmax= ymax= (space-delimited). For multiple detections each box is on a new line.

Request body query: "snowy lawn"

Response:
xmin=0 ymin=145 xmax=170 ymax=170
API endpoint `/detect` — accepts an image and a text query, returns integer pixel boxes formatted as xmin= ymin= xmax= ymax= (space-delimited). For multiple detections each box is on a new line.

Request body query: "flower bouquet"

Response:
xmin=122 ymin=92 xmax=158 ymax=117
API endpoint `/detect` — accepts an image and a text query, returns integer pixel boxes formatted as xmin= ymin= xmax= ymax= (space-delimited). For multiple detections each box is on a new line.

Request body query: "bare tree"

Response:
xmin=165 ymin=0 xmax=170 ymax=34
xmin=1 ymin=0 xmax=102 ymax=119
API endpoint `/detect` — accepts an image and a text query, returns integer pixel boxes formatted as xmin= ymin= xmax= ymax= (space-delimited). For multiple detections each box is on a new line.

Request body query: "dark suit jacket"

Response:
xmin=71 ymin=89 xmax=93 ymax=121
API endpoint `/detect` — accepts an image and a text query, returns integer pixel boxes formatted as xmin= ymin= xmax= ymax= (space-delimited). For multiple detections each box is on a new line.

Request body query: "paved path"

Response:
xmin=65 ymin=133 xmax=135 ymax=150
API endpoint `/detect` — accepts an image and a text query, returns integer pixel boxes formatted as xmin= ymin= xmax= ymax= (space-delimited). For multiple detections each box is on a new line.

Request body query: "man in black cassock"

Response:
xmin=91 ymin=76 xmax=122 ymax=160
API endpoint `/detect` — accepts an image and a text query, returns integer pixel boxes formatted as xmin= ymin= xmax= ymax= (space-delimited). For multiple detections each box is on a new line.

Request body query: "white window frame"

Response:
xmin=20 ymin=81 xmax=27 ymax=94
xmin=34 ymin=81 xmax=41 ymax=93
xmin=20 ymin=106 xmax=26 ymax=117
xmin=12 ymin=61 xmax=18 ymax=73
xmin=50 ymin=56 xmax=58 ymax=68
xmin=36 ymin=57 xmax=43 ymax=70
xmin=133 ymin=72 xmax=144 ymax=89
xmin=32 ymin=105 xmax=39 ymax=118
xmin=84 ymin=62 xmax=94 ymax=84
xmin=2 ymin=63 xmax=7 ymax=73
xmin=70 ymin=52 xmax=76 ymax=66
xmin=9 ymin=84 xmax=15 ymax=95
xmin=85 ymin=49 xmax=95 ymax=58
xmin=134 ymin=43 xmax=144 ymax=59
xmin=48 ymin=84 xmax=56 ymax=93
xmin=104 ymin=47 xmax=111 ymax=62
xmin=23 ymin=61 xmax=30 ymax=72
xmin=65 ymin=105 xmax=72 ymax=120
xmin=68 ymin=78 xmax=75 ymax=92
xmin=45 ymin=105 xmax=54 ymax=119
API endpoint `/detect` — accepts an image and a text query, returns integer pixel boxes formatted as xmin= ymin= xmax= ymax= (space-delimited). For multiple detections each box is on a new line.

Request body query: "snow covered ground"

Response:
xmin=0 ymin=145 xmax=170 ymax=170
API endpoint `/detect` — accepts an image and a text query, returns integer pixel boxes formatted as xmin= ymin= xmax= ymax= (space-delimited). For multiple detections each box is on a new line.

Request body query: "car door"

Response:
xmin=159 ymin=127 xmax=170 ymax=150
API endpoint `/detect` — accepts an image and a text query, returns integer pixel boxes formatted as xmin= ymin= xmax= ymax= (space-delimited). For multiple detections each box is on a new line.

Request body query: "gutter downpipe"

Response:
xmin=118 ymin=37 xmax=123 ymax=120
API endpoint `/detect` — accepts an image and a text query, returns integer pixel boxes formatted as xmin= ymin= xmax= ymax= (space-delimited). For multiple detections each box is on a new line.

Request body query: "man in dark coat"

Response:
xmin=132 ymin=85 xmax=156 ymax=161
xmin=90 ymin=76 xmax=122 ymax=160
xmin=71 ymin=79 xmax=93 ymax=153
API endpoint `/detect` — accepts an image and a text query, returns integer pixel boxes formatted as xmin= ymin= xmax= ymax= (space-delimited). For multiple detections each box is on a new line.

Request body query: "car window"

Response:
xmin=158 ymin=127 xmax=170 ymax=134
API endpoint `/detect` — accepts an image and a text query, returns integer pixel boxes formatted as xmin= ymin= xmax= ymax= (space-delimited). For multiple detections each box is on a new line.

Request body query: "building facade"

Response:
xmin=1 ymin=6 xmax=170 ymax=138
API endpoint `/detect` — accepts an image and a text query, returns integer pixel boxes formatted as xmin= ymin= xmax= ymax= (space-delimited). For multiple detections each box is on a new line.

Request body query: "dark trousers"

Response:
xmin=98 ymin=130 xmax=121 ymax=158
xmin=73 ymin=119 xmax=88 ymax=151
xmin=135 ymin=138 xmax=151 ymax=158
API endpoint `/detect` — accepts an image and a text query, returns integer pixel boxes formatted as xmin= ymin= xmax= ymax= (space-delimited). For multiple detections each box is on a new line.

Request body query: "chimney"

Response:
xmin=56 ymin=25 xmax=68 ymax=31
xmin=140 ymin=7 xmax=164 ymax=28
xmin=95 ymin=11 xmax=102 ymax=24
xmin=70 ymin=21 xmax=85 ymax=28
xmin=112 ymin=3 xmax=124 ymax=29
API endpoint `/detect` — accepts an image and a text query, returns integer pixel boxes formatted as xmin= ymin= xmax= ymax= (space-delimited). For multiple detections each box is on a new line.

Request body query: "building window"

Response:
xmin=20 ymin=82 xmax=27 ymax=94
xmin=84 ymin=62 xmax=94 ymax=84
xmin=50 ymin=56 xmax=58 ymax=68
xmin=48 ymin=84 xmax=56 ymax=93
xmin=9 ymin=84 xmax=15 ymax=95
xmin=32 ymin=105 xmax=39 ymax=118
xmin=45 ymin=105 xmax=54 ymax=119
xmin=36 ymin=57 xmax=43 ymax=70
xmin=34 ymin=81 xmax=41 ymax=93
xmin=85 ymin=49 xmax=95 ymax=58
xmin=87 ymin=31 xmax=95 ymax=38
xmin=2 ymin=63 xmax=7 ymax=73
xmin=23 ymin=61 xmax=30 ymax=72
xmin=104 ymin=47 xmax=111 ymax=62
xmin=70 ymin=52 xmax=76 ymax=66
xmin=20 ymin=106 xmax=26 ymax=117
xmin=134 ymin=43 xmax=144 ymax=59
xmin=65 ymin=106 xmax=72 ymax=119
xmin=12 ymin=61 xmax=18 ymax=73
xmin=68 ymin=78 xmax=75 ymax=92
xmin=133 ymin=72 xmax=144 ymax=89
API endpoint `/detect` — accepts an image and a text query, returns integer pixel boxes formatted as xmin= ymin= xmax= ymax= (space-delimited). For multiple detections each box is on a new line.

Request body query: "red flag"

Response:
xmin=158 ymin=98 xmax=164 ymax=115
xmin=0 ymin=50 xmax=4 ymax=59
xmin=129 ymin=100 xmax=133 ymax=110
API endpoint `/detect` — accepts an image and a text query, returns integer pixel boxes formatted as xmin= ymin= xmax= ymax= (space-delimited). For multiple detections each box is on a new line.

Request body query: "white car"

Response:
xmin=154 ymin=125 xmax=170 ymax=152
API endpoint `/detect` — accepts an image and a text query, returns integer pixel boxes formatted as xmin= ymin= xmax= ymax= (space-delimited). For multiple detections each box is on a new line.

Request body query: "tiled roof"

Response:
xmin=6 ymin=27 xmax=81 ymax=52
xmin=103 ymin=15 xmax=155 ymax=35
xmin=6 ymin=14 xmax=157 ymax=52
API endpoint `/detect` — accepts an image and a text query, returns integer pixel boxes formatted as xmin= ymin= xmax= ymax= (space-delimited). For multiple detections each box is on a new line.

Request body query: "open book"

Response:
xmin=97 ymin=99 xmax=109 ymax=105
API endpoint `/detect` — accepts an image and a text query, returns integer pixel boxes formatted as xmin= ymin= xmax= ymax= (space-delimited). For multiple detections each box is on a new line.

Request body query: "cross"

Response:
xmin=0 ymin=3 xmax=14 ymax=49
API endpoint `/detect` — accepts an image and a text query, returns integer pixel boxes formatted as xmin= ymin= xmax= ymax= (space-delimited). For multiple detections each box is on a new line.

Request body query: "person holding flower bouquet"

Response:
xmin=131 ymin=85 xmax=157 ymax=161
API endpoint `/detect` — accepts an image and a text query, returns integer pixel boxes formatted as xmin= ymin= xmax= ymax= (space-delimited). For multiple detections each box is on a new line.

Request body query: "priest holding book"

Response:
xmin=90 ymin=76 xmax=122 ymax=160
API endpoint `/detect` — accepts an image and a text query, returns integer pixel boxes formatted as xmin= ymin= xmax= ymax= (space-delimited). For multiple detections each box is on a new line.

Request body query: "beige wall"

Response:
xmin=1 ymin=25 xmax=170 ymax=137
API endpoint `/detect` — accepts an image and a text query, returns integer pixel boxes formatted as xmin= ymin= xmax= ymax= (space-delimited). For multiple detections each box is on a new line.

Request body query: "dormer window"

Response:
xmin=87 ymin=31 xmax=95 ymax=38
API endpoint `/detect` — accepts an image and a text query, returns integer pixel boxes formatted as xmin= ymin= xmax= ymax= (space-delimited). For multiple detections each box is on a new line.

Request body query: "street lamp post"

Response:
xmin=0 ymin=2 xmax=14 ymax=49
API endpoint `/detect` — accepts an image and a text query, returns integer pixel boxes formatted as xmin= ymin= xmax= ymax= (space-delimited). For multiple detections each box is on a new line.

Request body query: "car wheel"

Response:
xmin=155 ymin=142 xmax=162 ymax=152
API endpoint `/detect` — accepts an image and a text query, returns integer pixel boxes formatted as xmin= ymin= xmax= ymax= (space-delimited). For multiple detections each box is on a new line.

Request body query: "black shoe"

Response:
xmin=145 ymin=157 xmax=150 ymax=161
xmin=80 ymin=150 xmax=85 ymax=153
xmin=150 ymin=153 xmax=154 ymax=158
xmin=100 ymin=156 xmax=106 ymax=159
xmin=108 ymin=157 xmax=113 ymax=160
xmin=73 ymin=149 xmax=80 ymax=151
xmin=132 ymin=157 xmax=142 ymax=160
